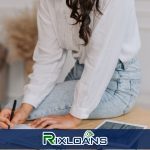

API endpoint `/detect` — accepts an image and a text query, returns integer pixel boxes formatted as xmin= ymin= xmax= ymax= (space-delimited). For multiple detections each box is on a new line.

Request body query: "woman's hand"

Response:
xmin=30 ymin=114 xmax=82 ymax=129
xmin=0 ymin=108 xmax=13 ymax=129
xmin=0 ymin=103 xmax=33 ymax=129
xmin=11 ymin=103 xmax=33 ymax=126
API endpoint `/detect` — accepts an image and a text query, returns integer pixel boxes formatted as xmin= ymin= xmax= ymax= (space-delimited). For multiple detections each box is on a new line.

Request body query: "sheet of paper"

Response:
xmin=13 ymin=124 xmax=33 ymax=129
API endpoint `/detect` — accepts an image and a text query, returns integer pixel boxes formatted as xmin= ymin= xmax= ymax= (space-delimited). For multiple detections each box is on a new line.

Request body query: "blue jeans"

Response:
xmin=28 ymin=57 xmax=141 ymax=120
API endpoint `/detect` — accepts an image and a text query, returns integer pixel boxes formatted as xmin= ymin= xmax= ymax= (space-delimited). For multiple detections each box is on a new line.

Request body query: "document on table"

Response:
xmin=13 ymin=124 xmax=33 ymax=129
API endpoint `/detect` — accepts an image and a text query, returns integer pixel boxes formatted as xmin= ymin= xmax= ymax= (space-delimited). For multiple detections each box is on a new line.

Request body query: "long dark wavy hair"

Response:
xmin=66 ymin=0 xmax=102 ymax=46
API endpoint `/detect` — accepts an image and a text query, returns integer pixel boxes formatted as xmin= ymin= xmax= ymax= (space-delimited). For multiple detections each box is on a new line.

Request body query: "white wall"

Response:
xmin=135 ymin=0 xmax=150 ymax=105
xmin=0 ymin=0 xmax=150 ymax=104
xmin=0 ymin=0 xmax=35 ymax=8
xmin=135 ymin=0 xmax=150 ymax=107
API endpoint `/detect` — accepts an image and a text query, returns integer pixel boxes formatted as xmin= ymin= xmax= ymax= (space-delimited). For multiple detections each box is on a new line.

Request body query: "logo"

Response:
xmin=42 ymin=130 xmax=108 ymax=146
xmin=42 ymin=132 xmax=56 ymax=145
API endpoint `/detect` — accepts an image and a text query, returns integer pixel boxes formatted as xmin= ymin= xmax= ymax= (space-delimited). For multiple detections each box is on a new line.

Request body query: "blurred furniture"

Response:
xmin=4 ymin=7 xmax=37 ymax=76
xmin=76 ymin=106 xmax=150 ymax=129
xmin=0 ymin=65 xmax=8 ymax=103
xmin=0 ymin=44 xmax=8 ymax=104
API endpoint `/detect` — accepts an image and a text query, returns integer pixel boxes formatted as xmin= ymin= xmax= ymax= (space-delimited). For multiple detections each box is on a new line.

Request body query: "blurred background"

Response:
xmin=0 ymin=0 xmax=150 ymax=109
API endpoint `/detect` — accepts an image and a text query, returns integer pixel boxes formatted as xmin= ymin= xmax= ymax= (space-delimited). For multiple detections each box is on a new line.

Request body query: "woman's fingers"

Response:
xmin=0 ymin=117 xmax=12 ymax=126
xmin=0 ymin=122 xmax=7 ymax=129
xmin=30 ymin=115 xmax=61 ymax=126
xmin=0 ymin=117 xmax=13 ymax=129
xmin=0 ymin=108 xmax=11 ymax=119
xmin=0 ymin=109 xmax=13 ymax=129
xmin=30 ymin=117 xmax=48 ymax=127
xmin=30 ymin=114 xmax=81 ymax=129
xmin=46 ymin=124 xmax=62 ymax=129
xmin=36 ymin=120 xmax=58 ymax=129
xmin=30 ymin=117 xmax=58 ymax=128
xmin=0 ymin=122 xmax=9 ymax=129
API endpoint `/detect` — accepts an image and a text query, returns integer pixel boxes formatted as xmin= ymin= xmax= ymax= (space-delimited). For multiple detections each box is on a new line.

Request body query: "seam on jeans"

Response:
xmin=113 ymin=72 xmax=120 ymax=95
xmin=123 ymin=80 xmax=136 ymax=114
xmin=117 ymin=89 xmax=133 ymax=97
xmin=130 ymin=80 xmax=132 ymax=91
xmin=53 ymin=105 xmax=71 ymax=111
xmin=123 ymin=94 xmax=131 ymax=114
xmin=101 ymin=89 xmax=114 ymax=104
xmin=130 ymin=79 xmax=141 ymax=97
xmin=123 ymin=95 xmax=133 ymax=114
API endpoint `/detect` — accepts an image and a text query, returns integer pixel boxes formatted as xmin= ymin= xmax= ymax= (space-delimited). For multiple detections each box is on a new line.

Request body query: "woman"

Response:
xmin=0 ymin=0 xmax=141 ymax=129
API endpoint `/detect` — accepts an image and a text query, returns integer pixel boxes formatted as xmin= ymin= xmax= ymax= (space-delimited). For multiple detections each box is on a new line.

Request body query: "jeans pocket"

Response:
xmin=121 ymin=58 xmax=141 ymax=72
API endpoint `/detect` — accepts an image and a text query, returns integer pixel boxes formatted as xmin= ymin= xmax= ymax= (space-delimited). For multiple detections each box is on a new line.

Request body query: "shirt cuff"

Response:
xmin=22 ymin=94 xmax=41 ymax=108
xmin=70 ymin=105 xmax=90 ymax=119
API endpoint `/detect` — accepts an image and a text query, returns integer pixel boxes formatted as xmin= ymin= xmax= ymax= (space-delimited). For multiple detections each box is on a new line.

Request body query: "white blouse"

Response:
xmin=23 ymin=0 xmax=141 ymax=119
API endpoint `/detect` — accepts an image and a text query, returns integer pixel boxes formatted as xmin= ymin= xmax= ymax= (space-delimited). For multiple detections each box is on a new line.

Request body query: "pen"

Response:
xmin=8 ymin=100 xmax=17 ymax=129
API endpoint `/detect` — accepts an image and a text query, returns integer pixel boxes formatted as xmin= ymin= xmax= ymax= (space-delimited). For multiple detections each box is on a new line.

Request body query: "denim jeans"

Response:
xmin=27 ymin=57 xmax=141 ymax=120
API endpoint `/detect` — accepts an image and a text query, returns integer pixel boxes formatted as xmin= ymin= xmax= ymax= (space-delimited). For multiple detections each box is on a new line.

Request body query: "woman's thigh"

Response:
xmin=28 ymin=80 xmax=138 ymax=120
xmin=89 ymin=58 xmax=141 ymax=119
xmin=89 ymin=81 xmax=137 ymax=119
xmin=28 ymin=81 xmax=136 ymax=120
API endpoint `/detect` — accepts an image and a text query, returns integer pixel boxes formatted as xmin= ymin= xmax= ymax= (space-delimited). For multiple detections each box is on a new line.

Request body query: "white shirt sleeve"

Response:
xmin=22 ymin=0 xmax=67 ymax=107
xmin=70 ymin=0 xmax=133 ymax=119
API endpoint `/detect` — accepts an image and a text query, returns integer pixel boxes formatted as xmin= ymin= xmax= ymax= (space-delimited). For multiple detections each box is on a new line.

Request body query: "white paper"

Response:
xmin=13 ymin=124 xmax=33 ymax=129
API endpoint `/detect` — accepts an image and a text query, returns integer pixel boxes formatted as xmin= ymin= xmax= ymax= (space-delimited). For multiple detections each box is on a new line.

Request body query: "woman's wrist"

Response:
xmin=69 ymin=113 xmax=82 ymax=122
xmin=20 ymin=103 xmax=34 ymax=116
